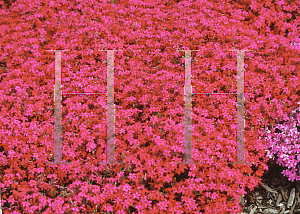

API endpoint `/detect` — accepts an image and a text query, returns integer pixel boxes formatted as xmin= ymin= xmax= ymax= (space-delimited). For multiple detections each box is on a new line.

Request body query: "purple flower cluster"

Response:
xmin=259 ymin=102 xmax=300 ymax=182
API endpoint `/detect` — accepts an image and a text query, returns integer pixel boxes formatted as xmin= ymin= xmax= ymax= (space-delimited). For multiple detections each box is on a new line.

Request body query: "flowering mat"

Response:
xmin=1 ymin=0 xmax=300 ymax=213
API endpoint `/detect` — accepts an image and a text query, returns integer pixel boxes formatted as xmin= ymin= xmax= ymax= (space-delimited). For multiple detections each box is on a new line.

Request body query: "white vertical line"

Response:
xmin=98 ymin=49 xmax=123 ymax=169
xmin=45 ymin=50 xmax=71 ymax=165
xmin=175 ymin=49 xmax=202 ymax=165
xmin=54 ymin=51 xmax=63 ymax=164
xmin=228 ymin=49 xmax=254 ymax=165
xmin=106 ymin=50 xmax=116 ymax=164
xmin=184 ymin=50 xmax=193 ymax=163
xmin=236 ymin=50 xmax=245 ymax=163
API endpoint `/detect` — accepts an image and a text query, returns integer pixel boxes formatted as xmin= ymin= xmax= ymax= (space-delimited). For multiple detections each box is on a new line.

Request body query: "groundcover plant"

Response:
xmin=259 ymin=101 xmax=300 ymax=182
xmin=0 ymin=0 xmax=299 ymax=213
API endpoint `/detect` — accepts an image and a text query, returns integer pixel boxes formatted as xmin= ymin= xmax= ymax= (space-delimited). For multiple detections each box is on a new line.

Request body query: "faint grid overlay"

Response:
xmin=47 ymin=48 xmax=255 ymax=168
xmin=1 ymin=39 xmax=298 ymax=212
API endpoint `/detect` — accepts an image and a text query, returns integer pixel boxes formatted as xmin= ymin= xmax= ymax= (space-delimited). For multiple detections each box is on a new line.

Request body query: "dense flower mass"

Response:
xmin=260 ymin=102 xmax=300 ymax=182
xmin=0 ymin=0 xmax=299 ymax=213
